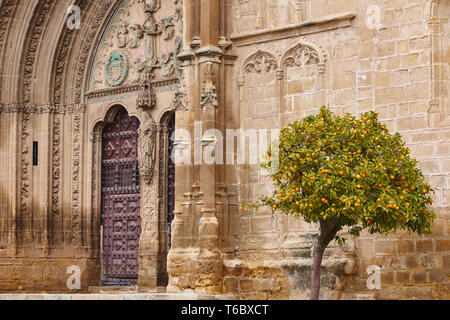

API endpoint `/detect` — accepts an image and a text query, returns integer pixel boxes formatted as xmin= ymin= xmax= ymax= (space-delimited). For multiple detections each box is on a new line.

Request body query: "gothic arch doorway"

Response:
xmin=153 ymin=112 xmax=175 ymax=287
xmin=101 ymin=107 xmax=141 ymax=286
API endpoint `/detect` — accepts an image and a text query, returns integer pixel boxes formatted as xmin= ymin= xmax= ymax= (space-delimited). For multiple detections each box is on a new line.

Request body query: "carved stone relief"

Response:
xmin=282 ymin=44 xmax=320 ymax=68
xmin=89 ymin=0 xmax=183 ymax=91
xmin=69 ymin=104 xmax=86 ymax=245
xmin=138 ymin=120 xmax=158 ymax=184
xmin=137 ymin=66 xmax=157 ymax=110
xmin=243 ymin=51 xmax=278 ymax=74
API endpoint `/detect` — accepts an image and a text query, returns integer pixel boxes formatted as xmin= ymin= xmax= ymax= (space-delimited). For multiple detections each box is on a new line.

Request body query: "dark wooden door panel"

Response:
xmin=101 ymin=108 xmax=141 ymax=286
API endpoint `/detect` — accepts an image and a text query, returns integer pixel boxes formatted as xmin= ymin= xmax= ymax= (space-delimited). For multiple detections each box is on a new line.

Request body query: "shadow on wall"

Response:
xmin=0 ymin=182 xmax=101 ymax=293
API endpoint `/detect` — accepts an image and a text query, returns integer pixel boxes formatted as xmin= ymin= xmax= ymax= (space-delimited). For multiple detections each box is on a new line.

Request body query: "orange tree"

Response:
xmin=246 ymin=107 xmax=435 ymax=300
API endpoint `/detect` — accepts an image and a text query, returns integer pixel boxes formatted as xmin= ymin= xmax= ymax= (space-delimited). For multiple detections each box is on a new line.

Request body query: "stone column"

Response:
xmin=166 ymin=48 xmax=197 ymax=292
xmin=194 ymin=60 xmax=222 ymax=293
xmin=137 ymin=121 xmax=159 ymax=288
xmin=168 ymin=0 xmax=225 ymax=294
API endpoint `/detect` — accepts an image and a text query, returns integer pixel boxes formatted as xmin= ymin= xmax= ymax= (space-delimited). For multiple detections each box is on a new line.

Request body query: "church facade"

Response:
xmin=0 ymin=0 xmax=448 ymax=299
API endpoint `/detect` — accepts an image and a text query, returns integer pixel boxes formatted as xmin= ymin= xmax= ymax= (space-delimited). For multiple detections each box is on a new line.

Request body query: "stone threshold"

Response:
xmin=0 ymin=293 xmax=237 ymax=300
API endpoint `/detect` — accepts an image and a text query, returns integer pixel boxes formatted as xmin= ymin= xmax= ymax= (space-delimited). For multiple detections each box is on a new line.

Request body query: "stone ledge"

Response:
xmin=230 ymin=12 xmax=357 ymax=47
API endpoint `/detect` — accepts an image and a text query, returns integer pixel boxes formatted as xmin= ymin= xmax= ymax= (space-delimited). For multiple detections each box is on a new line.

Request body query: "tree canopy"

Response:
xmin=247 ymin=107 xmax=435 ymax=242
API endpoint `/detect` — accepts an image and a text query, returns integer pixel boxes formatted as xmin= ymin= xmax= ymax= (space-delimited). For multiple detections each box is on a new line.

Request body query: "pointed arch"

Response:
xmin=281 ymin=39 xmax=328 ymax=73
xmin=241 ymin=50 xmax=279 ymax=75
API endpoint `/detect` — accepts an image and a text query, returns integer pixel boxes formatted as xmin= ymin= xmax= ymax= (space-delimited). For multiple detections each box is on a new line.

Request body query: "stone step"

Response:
xmin=0 ymin=293 xmax=236 ymax=300
xmin=88 ymin=286 xmax=168 ymax=294
xmin=354 ymin=293 xmax=376 ymax=300
xmin=88 ymin=286 xmax=138 ymax=293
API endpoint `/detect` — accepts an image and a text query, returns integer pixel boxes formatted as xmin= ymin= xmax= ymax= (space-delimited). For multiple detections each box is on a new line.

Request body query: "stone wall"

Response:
xmin=0 ymin=0 xmax=448 ymax=299
xmin=224 ymin=0 xmax=449 ymax=300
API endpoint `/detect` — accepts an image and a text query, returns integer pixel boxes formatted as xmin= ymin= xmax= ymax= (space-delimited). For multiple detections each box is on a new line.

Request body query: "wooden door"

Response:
xmin=101 ymin=107 xmax=141 ymax=286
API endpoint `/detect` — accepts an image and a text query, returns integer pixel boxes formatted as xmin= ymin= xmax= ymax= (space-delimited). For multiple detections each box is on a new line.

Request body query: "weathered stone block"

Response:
xmin=404 ymin=286 xmax=433 ymax=300
xmin=411 ymin=271 xmax=427 ymax=284
xmin=374 ymin=286 xmax=402 ymax=300
xmin=416 ymin=240 xmax=433 ymax=252
xmin=397 ymin=241 xmax=414 ymax=253
xmin=374 ymin=240 xmax=396 ymax=255
xmin=436 ymin=240 xmax=450 ymax=252
xmin=395 ymin=270 xmax=410 ymax=283
xmin=428 ymin=270 xmax=445 ymax=283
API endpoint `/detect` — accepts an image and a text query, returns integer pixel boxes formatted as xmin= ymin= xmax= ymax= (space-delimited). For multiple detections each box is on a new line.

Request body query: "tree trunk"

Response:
xmin=310 ymin=241 xmax=326 ymax=300
xmin=309 ymin=218 xmax=340 ymax=300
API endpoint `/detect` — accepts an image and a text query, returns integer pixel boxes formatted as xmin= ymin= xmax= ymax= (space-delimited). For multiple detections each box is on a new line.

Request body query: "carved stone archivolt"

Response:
xmin=53 ymin=0 xmax=92 ymax=104
xmin=22 ymin=0 xmax=54 ymax=104
xmin=75 ymin=1 xmax=115 ymax=104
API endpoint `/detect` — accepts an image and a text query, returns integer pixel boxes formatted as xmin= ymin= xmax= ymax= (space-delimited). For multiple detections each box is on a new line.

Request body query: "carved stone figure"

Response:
xmin=143 ymin=11 xmax=161 ymax=36
xmin=171 ymin=88 xmax=186 ymax=111
xmin=129 ymin=24 xmax=144 ymax=48
xmin=138 ymin=120 xmax=158 ymax=184
xmin=137 ymin=66 xmax=157 ymax=110
xmin=143 ymin=0 xmax=160 ymax=13
xmin=117 ymin=22 xmax=129 ymax=48
xmin=162 ymin=16 xmax=175 ymax=40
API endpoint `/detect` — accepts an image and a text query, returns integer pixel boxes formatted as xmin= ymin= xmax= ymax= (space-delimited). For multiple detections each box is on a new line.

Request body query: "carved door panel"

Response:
xmin=101 ymin=107 xmax=141 ymax=286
